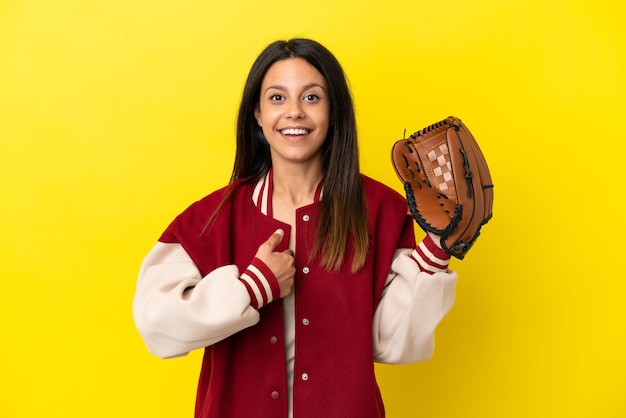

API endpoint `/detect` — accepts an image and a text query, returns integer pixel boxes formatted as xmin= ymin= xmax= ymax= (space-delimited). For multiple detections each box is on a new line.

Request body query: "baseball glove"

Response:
xmin=391 ymin=116 xmax=493 ymax=259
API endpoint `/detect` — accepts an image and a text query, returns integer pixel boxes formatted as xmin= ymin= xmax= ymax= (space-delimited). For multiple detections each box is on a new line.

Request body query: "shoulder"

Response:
xmin=185 ymin=179 xmax=252 ymax=215
xmin=160 ymin=180 xmax=252 ymax=243
xmin=360 ymin=174 xmax=416 ymax=257
xmin=360 ymin=174 xmax=407 ymax=208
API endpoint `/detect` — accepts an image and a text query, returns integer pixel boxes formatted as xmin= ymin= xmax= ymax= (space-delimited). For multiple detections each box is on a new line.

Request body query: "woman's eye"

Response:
xmin=269 ymin=94 xmax=284 ymax=101
xmin=303 ymin=94 xmax=319 ymax=101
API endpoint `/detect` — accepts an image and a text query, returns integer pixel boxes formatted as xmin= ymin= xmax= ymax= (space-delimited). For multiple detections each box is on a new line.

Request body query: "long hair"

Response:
xmin=231 ymin=38 xmax=369 ymax=272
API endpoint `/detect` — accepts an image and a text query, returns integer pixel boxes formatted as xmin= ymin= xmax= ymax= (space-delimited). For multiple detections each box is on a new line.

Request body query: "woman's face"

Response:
xmin=254 ymin=57 xmax=330 ymax=168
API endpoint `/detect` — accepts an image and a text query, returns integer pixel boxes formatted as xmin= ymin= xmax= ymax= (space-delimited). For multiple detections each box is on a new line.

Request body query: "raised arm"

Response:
xmin=373 ymin=233 xmax=458 ymax=364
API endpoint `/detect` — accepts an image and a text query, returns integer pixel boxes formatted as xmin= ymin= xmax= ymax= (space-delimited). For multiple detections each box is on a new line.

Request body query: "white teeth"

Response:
xmin=281 ymin=128 xmax=309 ymax=135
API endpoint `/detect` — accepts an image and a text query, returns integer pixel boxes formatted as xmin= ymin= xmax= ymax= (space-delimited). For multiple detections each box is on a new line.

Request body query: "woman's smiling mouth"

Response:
xmin=280 ymin=128 xmax=311 ymax=135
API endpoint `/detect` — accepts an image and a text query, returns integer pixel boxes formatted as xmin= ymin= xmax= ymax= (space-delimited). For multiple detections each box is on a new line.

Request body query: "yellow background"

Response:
xmin=1 ymin=0 xmax=624 ymax=417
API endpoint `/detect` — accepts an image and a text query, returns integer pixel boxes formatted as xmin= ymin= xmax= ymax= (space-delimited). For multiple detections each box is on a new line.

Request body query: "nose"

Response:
xmin=287 ymin=100 xmax=304 ymax=119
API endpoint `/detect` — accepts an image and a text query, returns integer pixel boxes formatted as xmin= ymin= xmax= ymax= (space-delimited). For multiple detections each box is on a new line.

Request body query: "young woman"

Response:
xmin=133 ymin=38 xmax=457 ymax=418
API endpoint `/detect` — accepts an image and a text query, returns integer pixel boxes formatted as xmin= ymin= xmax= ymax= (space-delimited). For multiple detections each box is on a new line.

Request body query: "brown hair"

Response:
xmin=230 ymin=38 xmax=369 ymax=272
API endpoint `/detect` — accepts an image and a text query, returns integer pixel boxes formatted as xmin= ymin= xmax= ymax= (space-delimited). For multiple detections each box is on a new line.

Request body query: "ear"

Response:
xmin=253 ymin=106 xmax=262 ymax=126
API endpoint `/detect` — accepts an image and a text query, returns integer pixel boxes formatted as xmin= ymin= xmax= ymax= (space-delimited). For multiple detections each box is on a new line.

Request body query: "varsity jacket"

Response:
xmin=133 ymin=174 xmax=457 ymax=418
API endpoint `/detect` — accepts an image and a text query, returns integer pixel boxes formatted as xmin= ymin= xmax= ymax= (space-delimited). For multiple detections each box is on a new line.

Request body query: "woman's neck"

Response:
xmin=271 ymin=162 xmax=323 ymax=207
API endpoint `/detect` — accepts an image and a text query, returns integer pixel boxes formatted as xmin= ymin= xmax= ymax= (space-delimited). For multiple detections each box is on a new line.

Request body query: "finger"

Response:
xmin=264 ymin=229 xmax=285 ymax=251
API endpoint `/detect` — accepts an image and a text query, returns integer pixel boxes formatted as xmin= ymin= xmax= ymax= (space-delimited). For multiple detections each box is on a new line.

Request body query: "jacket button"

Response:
xmin=302 ymin=267 xmax=310 ymax=274
xmin=271 ymin=391 xmax=280 ymax=400
xmin=302 ymin=318 xmax=310 ymax=326
xmin=269 ymin=336 xmax=278 ymax=344
xmin=301 ymin=373 xmax=309 ymax=381
xmin=302 ymin=214 xmax=310 ymax=221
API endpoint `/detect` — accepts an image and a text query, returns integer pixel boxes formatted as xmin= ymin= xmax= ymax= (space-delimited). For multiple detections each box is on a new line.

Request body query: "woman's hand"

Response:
xmin=254 ymin=229 xmax=296 ymax=297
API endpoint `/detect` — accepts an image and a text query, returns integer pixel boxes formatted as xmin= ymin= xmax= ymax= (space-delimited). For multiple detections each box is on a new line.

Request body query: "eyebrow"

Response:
xmin=263 ymin=82 xmax=326 ymax=94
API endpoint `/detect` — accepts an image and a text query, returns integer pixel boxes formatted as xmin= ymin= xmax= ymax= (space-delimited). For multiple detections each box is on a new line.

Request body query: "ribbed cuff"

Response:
xmin=239 ymin=257 xmax=281 ymax=309
xmin=411 ymin=234 xmax=451 ymax=274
